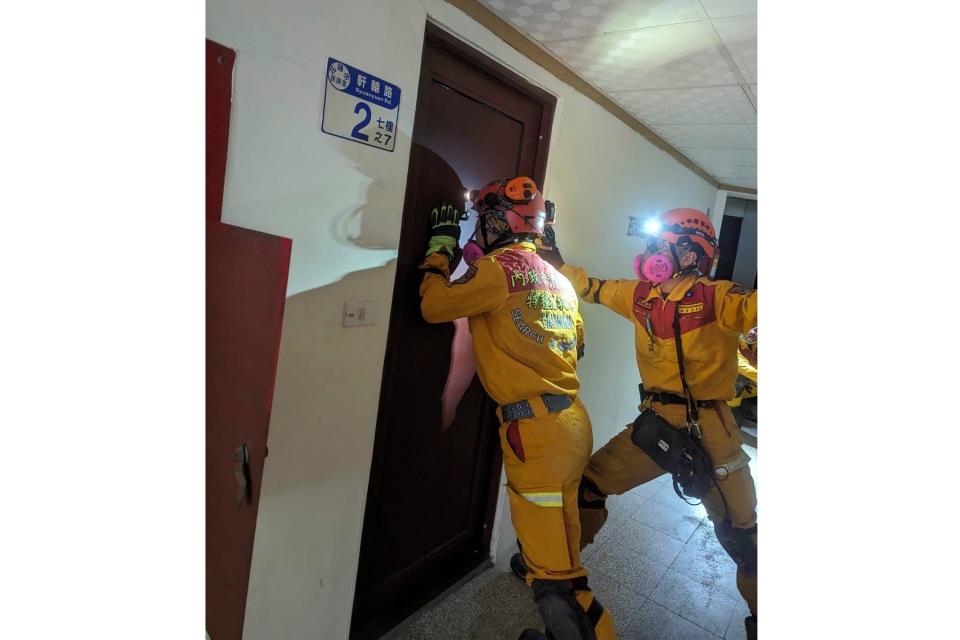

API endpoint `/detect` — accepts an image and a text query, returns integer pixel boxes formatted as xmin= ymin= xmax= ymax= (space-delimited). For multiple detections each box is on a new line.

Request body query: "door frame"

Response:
xmin=709 ymin=188 xmax=758 ymax=237
xmin=710 ymin=189 xmax=758 ymax=280
xmin=417 ymin=20 xmax=558 ymax=555
xmin=351 ymin=20 xmax=557 ymax=638
xmin=424 ymin=20 xmax=556 ymax=189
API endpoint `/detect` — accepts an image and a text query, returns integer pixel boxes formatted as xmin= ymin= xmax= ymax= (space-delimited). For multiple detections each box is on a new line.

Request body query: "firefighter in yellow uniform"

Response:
xmin=419 ymin=177 xmax=617 ymax=640
xmin=728 ymin=333 xmax=758 ymax=427
xmin=535 ymin=208 xmax=758 ymax=640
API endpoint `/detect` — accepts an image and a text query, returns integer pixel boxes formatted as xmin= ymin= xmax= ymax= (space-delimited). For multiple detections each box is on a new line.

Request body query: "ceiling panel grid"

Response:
xmin=478 ymin=0 xmax=758 ymax=190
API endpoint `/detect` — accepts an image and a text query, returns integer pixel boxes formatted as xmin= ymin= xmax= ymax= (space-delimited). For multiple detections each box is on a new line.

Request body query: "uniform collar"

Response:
xmin=487 ymin=241 xmax=536 ymax=257
xmin=642 ymin=274 xmax=699 ymax=303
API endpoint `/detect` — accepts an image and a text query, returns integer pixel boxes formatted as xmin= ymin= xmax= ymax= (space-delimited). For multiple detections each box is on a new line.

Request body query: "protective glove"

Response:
xmin=740 ymin=327 xmax=758 ymax=366
xmin=424 ymin=202 xmax=465 ymax=265
xmin=536 ymin=225 xmax=564 ymax=269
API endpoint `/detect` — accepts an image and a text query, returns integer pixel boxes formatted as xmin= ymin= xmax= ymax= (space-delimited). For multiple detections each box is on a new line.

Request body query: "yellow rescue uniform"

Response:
xmin=561 ymin=264 xmax=759 ymax=617
xmin=421 ymin=242 xmax=616 ymax=639
xmin=560 ymin=267 xmax=756 ymax=400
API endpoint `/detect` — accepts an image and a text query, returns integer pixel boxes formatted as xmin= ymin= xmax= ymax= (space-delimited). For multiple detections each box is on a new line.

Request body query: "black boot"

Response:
xmin=531 ymin=579 xmax=597 ymax=640
xmin=518 ymin=630 xmax=547 ymax=640
xmin=745 ymin=615 xmax=757 ymax=640
xmin=510 ymin=552 xmax=529 ymax=581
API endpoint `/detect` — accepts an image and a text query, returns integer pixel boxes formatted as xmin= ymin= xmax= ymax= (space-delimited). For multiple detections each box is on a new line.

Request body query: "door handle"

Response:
xmin=233 ymin=444 xmax=251 ymax=508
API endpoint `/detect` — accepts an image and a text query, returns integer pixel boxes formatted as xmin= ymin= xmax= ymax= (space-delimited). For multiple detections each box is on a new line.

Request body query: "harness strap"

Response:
xmin=645 ymin=390 xmax=715 ymax=407
xmin=672 ymin=303 xmax=699 ymax=426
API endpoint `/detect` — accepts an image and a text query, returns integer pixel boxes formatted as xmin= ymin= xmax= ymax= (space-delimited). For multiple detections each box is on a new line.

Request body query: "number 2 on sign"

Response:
xmin=351 ymin=102 xmax=371 ymax=141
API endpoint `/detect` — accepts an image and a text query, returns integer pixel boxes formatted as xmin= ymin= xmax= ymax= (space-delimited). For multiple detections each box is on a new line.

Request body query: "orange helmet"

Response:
xmin=470 ymin=176 xmax=547 ymax=238
xmin=657 ymin=208 xmax=718 ymax=259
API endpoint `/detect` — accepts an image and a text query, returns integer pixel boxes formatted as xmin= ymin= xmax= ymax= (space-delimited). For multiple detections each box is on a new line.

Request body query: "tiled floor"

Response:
xmin=392 ymin=442 xmax=758 ymax=640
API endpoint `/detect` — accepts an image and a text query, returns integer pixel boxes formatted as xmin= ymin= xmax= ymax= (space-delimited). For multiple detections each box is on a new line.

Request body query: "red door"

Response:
xmin=206 ymin=39 xmax=293 ymax=640
xmin=350 ymin=25 xmax=555 ymax=639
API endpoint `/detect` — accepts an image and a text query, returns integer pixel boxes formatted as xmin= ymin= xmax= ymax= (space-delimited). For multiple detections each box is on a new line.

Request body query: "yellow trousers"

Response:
xmin=499 ymin=396 xmax=618 ymax=639
xmin=579 ymin=400 xmax=758 ymax=616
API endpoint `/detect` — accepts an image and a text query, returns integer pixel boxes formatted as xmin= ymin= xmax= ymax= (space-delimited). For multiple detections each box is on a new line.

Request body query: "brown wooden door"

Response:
xmin=350 ymin=25 xmax=555 ymax=639
xmin=206 ymin=39 xmax=293 ymax=640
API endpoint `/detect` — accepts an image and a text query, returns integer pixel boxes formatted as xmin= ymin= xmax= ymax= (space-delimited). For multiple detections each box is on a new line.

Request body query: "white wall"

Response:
xmin=207 ymin=1 xmax=717 ymax=638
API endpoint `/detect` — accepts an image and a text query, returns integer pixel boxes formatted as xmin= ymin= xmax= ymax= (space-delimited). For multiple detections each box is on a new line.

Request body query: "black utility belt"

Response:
xmin=499 ymin=394 xmax=573 ymax=422
xmin=645 ymin=390 xmax=716 ymax=408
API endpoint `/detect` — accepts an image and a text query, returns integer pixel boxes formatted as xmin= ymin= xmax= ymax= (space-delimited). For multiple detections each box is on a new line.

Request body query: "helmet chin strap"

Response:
xmin=669 ymin=244 xmax=701 ymax=278
xmin=478 ymin=210 xmax=519 ymax=252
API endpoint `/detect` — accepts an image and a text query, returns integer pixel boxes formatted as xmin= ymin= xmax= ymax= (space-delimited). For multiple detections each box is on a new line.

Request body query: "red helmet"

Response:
xmin=657 ymin=208 xmax=718 ymax=259
xmin=470 ymin=176 xmax=547 ymax=238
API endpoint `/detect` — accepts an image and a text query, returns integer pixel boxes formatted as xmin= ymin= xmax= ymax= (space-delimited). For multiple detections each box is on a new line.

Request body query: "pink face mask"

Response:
xmin=463 ymin=240 xmax=485 ymax=265
xmin=634 ymin=253 xmax=675 ymax=283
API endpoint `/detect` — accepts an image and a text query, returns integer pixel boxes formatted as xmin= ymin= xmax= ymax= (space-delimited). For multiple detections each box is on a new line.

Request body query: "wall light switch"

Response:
xmin=342 ymin=300 xmax=378 ymax=327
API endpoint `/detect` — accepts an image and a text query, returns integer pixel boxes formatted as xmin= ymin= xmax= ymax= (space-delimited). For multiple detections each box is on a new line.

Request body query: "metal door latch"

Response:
xmin=233 ymin=444 xmax=251 ymax=508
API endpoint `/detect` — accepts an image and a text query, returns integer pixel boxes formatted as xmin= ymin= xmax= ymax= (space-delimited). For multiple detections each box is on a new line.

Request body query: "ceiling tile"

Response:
xmin=712 ymin=14 xmax=756 ymax=83
xmin=546 ymin=21 xmax=738 ymax=90
xmin=612 ymin=85 xmax=755 ymax=124
xmin=478 ymin=1 xmax=757 ymax=191
xmin=680 ymin=147 xmax=756 ymax=167
xmin=698 ymin=0 xmax=756 ymax=19
xmin=481 ymin=0 xmax=701 ymax=42
xmin=651 ymin=123 xmax=756 ymax=148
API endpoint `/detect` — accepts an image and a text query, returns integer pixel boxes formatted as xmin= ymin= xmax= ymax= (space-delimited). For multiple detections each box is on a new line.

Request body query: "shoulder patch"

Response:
xmin=634 ymin=297 xmax=654 ymax=311
xmin=633 ymin=280 xmax=653 ymax=299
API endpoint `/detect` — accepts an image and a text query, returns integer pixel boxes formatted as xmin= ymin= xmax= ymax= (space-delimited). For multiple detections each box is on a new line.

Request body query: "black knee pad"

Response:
xmin=578 ymin=475 xmax=606 ymax=510
xmin=714 ymin=519 xmax=757 ymax=577
xmin=531 ymin=579 xmax=597 ymax=640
